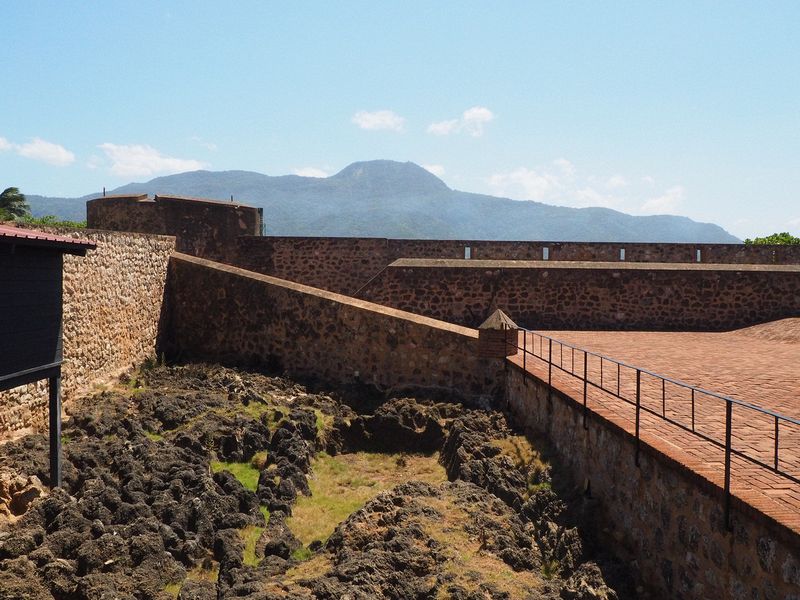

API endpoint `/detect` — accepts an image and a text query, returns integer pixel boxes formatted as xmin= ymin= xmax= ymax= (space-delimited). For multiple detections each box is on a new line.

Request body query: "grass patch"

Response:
xmin=251 ymin=450 xmax=268 ymax=470
xmin=287 ymin=451 xmax=446 ymax=546
xmin=491 ymin=435 xmax=550 ymax=499
xmin=291 ymin=546 xmax=313 ymax=561
xmin=210 ymin=460 xmax=261 ymax=492
xmin=163 ymin=581 xmax=182 ymax=598
xmin=144 ymin=430 xmax=163 ymax=442
xmin=241 ymin=524 xmax=264 ymax=566
xmin=259 ymin=505 xmax=270 ymax=524
xmin=422 ymin=495 xmax=544 ymax=597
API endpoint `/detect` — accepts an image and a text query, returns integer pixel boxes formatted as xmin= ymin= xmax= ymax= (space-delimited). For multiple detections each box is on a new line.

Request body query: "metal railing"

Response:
xmin=510 ymin=328 xmax=800 ymax=529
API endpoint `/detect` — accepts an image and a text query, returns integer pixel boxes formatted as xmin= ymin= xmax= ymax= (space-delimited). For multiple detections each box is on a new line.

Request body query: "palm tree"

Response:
xmin=0 ymin=187 xmax=30 ymax=220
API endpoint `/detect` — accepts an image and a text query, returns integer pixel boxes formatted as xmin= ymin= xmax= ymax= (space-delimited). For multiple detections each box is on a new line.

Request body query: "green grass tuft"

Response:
xmin=210 ymin=460 xmax=261 ymax=492
xmin=291 ymin=546 xmax=313 ymax=562
xmin=241 ymin=524 xmax=264 ymax=566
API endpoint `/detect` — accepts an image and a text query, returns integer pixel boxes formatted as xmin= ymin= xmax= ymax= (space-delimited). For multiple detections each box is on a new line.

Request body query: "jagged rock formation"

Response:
xmin=0 ymin=364 xmax=626 ymax=599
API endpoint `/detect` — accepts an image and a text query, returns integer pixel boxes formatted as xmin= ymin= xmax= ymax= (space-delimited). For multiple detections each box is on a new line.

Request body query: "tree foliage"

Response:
xmin=743 ymin=232 xmax=800 ymax=245
xmin=0 ymin=187 xmax=31 ymax=221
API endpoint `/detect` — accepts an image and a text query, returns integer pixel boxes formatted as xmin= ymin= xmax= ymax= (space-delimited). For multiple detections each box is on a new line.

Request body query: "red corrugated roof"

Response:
xmin=0 ymin=224 xmax=96 ymax=252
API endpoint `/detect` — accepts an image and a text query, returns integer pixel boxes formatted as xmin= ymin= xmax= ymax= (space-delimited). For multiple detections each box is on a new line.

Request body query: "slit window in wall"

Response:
xmin=696 ymin=249 xmax=702 ymax=262
xmin=619 ymin=248 xmax=626 ymax=261
xmin=464 ymin=246 xmax=471 ymax=259
xmin=542 ymin=246 xmax=550 ymax=260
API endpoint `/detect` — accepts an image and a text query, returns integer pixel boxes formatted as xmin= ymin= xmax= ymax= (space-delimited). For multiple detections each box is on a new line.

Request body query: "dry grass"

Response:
xmin=422 ymin=495 xmax=544 ymax=598
xmin=163 ymin=563 xmax=219 ymax=598
xmin=491 ymin=435 xmax=550 ymax=498
xmin=287 ymin=452 xmax=446 ymax=546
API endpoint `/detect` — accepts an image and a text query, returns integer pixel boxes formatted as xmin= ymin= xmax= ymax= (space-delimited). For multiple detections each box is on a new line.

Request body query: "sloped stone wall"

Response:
xmin=163 ymin=253 xmax=502 ymax=402
xmin=0 ymin=229 xmax=174 ymax=437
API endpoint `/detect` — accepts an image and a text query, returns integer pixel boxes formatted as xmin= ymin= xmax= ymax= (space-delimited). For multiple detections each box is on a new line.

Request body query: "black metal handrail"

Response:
xmin=509 ymin=328 xmax=800 ymax=529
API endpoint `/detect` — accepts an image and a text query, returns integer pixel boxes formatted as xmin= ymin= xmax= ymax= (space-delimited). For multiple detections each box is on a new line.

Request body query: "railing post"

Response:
xmin=691 ymin=388 xmax=695 ymax=432
xmin=522 ymin=331 xmax=527 ymax=385
xmin=662 ymin=378 xmax=666 ymax=417
xmin=635 ymin=369 xmax=641 ymax=466
xmin=774 ymin=416 xmax=780 ymax=472
xmin=724 ymin=399 xmax=733 ymax=531
xmin=582 ymin=351 xmax=588 ymax=429
xmin=548 ymin=338 xmax=552 ymax=390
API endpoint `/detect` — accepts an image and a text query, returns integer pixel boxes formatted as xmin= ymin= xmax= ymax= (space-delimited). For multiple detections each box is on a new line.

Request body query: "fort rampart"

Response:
xmin=163 ymin=253 xmax=502 ymax=402
xmin=506 ymin=364 xmax=800 ymax=599
xmin=229 ymin=235 xmax=800 ymax=296
xmin=87 ymin=194 xmax=262 ymax=261
xmin=357 ymin=259 xmax=800 ymax=330
xmin=0 ymin=228 xmax=174 ymax=436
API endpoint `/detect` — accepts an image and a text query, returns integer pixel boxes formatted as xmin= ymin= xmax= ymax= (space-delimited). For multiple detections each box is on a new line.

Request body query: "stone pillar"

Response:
xmin=478 ymin=309 xmax=519 ymax=358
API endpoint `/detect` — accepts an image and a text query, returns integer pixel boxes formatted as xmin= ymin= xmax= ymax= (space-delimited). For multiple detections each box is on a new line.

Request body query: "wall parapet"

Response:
xmin=163 ymin=253 xmax=502 ymax=402
xmin=87 ymin=194 xmax=262 ymax=261
xmin=227 ymin=235 xmax=800 ymax=297
xmin=357 ymin=260 xmax=800 ymax=331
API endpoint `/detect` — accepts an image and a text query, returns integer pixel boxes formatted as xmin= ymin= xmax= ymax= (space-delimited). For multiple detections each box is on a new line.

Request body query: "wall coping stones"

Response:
xmin=389 ymin=258 xmax=800 ymax=273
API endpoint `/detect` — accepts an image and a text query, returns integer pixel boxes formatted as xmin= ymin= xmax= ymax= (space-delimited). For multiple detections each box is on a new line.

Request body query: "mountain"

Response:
xmin=26 ymin=160 xmax=740 ymax=242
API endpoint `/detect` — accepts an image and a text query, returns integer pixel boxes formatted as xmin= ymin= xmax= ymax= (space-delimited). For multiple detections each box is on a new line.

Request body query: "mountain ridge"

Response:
xmin=25 ymin=160 xmax=741 ymax=243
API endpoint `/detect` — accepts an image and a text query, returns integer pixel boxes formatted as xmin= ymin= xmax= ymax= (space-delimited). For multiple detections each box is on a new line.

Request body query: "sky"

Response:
xmin=1 ymin=1 xmax=799 ymax=239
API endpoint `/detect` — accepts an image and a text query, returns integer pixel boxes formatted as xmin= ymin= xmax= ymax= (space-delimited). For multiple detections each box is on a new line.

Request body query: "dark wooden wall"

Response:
xmin=0 ymin=246 xmax=63 ymax=380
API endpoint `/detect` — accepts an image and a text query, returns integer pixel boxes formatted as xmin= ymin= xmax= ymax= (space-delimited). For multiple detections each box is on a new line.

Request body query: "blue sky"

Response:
xmin=1 ymin=1 xmax=798 ymax=238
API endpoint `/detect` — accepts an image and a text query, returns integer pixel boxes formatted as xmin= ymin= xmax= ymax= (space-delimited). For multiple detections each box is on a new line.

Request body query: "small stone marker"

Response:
xmin=478 ymin=309 xmax=519 ymax=358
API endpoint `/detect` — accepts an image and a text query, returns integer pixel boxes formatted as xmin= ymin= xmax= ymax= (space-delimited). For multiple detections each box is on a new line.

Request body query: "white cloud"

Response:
xmin=487 ymin=167 xmax=561 ymax=200
xmin=427 ymin=119 xmax=460 ymax=136
xmin=0 ymin=137 xmax=12 ymax=152
xmin=553 ymin=158 xmax=576 ymax=177
xmin=14 ymin=137 xmax=75 ymax=166
xmin=461 ymin=106 xmax=495 ymax=137
xmin=787 ymin=217 xmax=800 ymax=227
xmin=98 ymin=143 xmax=207 ymax=177
xmin=641 ymin=175 xmax=656 ymax=185
xmin=422 ymin=164 xmax=445 ymax=177
xmin=427 ymin=106 xmax=495 ymax=137
xmin=293 ymin=166 xmax=329 ymax=178
xmin=351 ymin=110 xmax=405 ymax=132
xmin=640 ymin=185 xmax=684 ymax=214
xmin=606 ymin=175 xmax=628 ymax=189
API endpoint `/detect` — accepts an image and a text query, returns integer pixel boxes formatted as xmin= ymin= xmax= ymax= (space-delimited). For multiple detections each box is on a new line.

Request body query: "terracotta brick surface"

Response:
xmin=508 ymin=324 xmax=800 ymax=535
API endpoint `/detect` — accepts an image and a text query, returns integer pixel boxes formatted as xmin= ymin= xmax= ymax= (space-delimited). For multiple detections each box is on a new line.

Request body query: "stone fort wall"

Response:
xmin=506 ymin=364 xmax=800 ymax=600
xmin=229 ymin=235 xmax=800 ymax=296
xmin=357 ymin=259 xmax=800 ymax=331
xmin=87 ymin=194 xmax=262 ymax=262
xmin=163 ymin=252 xmax=503 ymax=402
xmin=0 ymin=228 xmax=174 ymax=436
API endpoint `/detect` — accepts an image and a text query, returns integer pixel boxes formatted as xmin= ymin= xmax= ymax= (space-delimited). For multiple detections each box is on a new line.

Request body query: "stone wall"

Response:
xmin=0 ymin=229 xmax=174 ymax=436
xmin=227 ymin=236 xmax=800 ymax=295
xmin=358 ymin=259 xmax=800 ymax=331
xmin=163 ymin=253 xmax=502 ymax=401
xmin=87 ymin=194 xmax=262 ymax=261
xmin=505 ymin=364 xmax=800 ymax=600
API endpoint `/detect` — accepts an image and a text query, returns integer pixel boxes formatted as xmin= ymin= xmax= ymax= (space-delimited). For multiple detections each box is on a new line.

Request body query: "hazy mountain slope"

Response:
xmin=26 ymin=160 xmax=740 ymax=242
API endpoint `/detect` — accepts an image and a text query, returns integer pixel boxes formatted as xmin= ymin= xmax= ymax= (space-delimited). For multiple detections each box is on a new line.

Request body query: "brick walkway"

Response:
xmin=507 ymin=322 xmax=800 ymax=535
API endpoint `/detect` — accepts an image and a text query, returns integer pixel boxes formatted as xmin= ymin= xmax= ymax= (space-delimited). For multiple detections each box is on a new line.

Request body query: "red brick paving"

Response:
xmin=507 ymin=323 xmax=800 ymax=535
